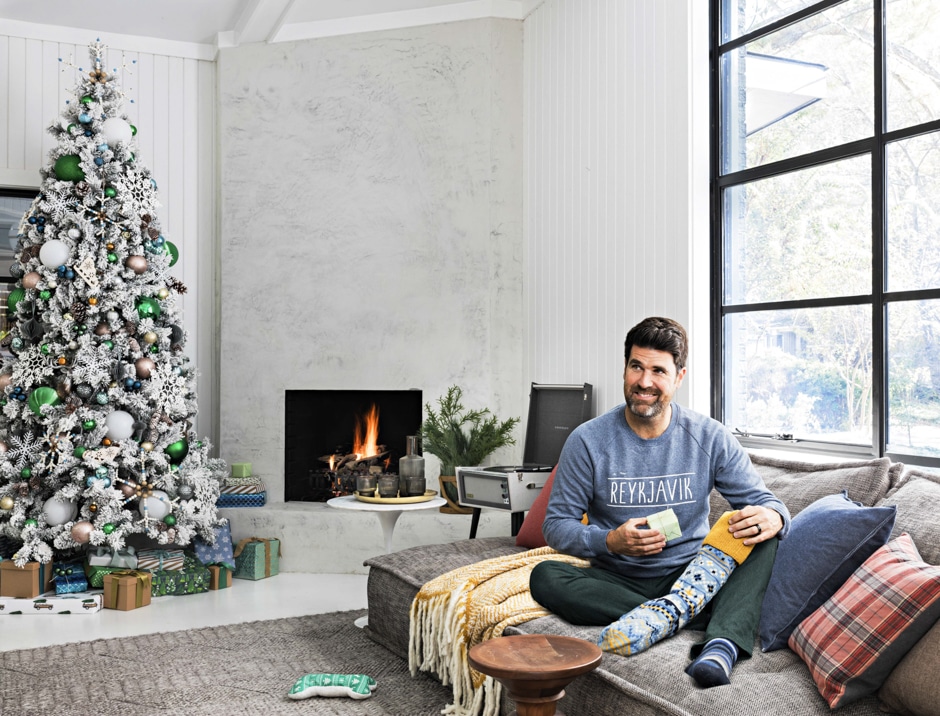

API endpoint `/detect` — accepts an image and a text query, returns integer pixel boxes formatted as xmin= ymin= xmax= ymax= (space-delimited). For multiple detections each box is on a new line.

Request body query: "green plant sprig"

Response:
xmin=419 ymin=386 xmax=520 ymax=475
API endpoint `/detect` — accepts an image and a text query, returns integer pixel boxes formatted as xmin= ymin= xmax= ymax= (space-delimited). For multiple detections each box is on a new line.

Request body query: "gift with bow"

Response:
xmin=233 ymin=537 xmax=281 ymax=580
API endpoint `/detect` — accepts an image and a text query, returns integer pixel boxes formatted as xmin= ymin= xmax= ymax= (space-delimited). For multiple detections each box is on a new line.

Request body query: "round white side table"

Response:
xmin=326 ymin=494 xmax=447 ymax=555
xmin=327 ymin=493 xmax=447 ymax=629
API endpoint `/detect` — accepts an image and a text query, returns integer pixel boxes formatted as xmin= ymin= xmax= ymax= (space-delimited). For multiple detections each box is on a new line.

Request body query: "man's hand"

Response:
xmin=727 ymin=505 xmax=784 ymax=546
xmin=606 ymin=518 xmax=667 ymax=556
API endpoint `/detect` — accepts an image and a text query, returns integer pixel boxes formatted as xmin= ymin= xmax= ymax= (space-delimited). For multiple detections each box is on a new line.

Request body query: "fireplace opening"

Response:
xmin=284 ymin=390 xmax=423 ymax=502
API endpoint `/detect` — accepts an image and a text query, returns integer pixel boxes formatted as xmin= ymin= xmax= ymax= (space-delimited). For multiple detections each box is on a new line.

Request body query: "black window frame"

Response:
xmin=709 ymin=0 xmax=940 ymax=469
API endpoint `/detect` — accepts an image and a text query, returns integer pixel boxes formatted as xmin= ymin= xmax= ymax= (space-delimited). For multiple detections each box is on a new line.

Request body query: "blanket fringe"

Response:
xmin=409 ymin=547 xmax=589 ymax=716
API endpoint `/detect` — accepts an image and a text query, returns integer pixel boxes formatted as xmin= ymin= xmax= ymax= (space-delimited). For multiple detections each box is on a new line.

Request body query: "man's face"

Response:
xmin=623 ymin=346 xmax=687 ymax=420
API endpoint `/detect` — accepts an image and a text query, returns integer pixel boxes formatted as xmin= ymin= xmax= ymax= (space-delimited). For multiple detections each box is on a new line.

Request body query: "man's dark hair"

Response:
xmin=624 ymin=317 xmax=688 ymax=372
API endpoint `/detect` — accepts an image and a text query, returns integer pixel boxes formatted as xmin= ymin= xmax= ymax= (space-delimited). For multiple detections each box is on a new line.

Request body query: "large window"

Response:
xmin=711 ymin=0 xmax=940 ymax=467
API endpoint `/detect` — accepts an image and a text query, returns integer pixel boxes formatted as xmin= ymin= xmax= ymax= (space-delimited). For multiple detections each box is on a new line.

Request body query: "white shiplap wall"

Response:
xmin=0 ymin=32 xmax=219 ymax=447
xmin=523 ymin=0 xmax=710 ymax=418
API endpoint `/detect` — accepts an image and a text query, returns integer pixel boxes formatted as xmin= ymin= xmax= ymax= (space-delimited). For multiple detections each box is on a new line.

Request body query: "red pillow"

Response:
xmin=514 ymin=465 xmax=558 ymax=548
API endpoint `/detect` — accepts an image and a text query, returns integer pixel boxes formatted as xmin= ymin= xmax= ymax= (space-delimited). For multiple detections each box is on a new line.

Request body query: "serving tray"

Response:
xmin=354 ymin=490 xmax=438 ymax=505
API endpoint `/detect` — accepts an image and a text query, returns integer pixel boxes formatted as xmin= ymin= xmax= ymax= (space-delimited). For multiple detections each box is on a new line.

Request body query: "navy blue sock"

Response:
xmin=685 ymin=638 xmax=739 ymax=688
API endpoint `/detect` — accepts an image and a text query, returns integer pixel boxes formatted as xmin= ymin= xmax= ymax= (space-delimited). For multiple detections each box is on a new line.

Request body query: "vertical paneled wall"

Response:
xmin=523 ymin=0 xmax=710 ymax=417
xmin=0 ymin=33 xmax=219 ymax=448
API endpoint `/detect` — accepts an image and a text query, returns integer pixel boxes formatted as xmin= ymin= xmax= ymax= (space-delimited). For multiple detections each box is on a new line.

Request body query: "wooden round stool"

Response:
xmin=468 ymin=634 xmax=603 ymax=716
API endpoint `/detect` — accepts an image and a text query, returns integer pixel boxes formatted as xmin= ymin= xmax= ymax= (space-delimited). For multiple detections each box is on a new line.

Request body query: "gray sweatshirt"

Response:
xmin=542 ymin=402 xmax=791 ymax=578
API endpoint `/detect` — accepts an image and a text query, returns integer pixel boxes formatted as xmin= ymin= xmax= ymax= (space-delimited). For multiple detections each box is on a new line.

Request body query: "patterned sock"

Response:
xmin=685 ymin=638 xmax=739 ymax=687
xmin=598 ymin=512 xmax=753 ymax=656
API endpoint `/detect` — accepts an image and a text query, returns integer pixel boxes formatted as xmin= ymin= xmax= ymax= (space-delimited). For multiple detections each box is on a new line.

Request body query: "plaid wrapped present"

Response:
xmin=149 ymin=554 xmax=210 ymax=596
xmin=217 ymin=492 xmax=266 ymax=508
xmin=137 ymin=548 xmax=185 ymax=572
xmin=194 ymin=521 xmax=235 ymax=569
xmin=233 ymin=538 xmax=280 ymax=580
xmin=54 ymin=573 xmax=89 ymax=595
xmin=219 ymin=476 xmax=266 ymax=495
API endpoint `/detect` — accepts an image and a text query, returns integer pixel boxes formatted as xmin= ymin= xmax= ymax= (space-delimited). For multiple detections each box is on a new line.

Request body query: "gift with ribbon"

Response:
xmin=216 ymin=492 xmax=266 ymax=508
xmin=193 ymin=521 xmax=235 ymax=570
xmin=233 ymin=537 xmax=281 ymax=580
xmin=149 ymin=554 xmax=211 ymax=596
xmin=208 ymin=564 xmax=232 ymax=590
xmin=54 ymin=573 xmax=89 ymax=595
xmin=86 ymin=545 xmax=113 ymax=566
xmin=0 ymin=559 xmax=54 ymax=598
xmin=53 ymin=562 xmax=84 ymax=579
xmin=103 ymin=569 xmax=152 ymax=610
xmin=137 ymin=548 xmax=185 ymax=572
xmin=109 ymin=546 xmax=138 ymax=569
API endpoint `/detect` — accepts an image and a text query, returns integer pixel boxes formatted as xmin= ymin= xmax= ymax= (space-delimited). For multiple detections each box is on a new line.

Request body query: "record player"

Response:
xmin=456 ymin=383 xmax=592 ymax=536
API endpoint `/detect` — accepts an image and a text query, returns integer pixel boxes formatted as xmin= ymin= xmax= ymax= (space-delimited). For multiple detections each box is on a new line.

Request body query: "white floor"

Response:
xmin=1 ymin=572 xmax=368 ymax=652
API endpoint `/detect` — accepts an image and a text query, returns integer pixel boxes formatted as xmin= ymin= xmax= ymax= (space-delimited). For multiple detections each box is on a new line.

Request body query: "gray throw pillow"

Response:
xmin=759 ymin=490 xmax=896 ymax=652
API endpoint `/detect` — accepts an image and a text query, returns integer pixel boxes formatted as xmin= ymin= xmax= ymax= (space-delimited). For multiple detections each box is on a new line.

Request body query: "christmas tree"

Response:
xmin=0 ymin=41 xmax=225 ymax=566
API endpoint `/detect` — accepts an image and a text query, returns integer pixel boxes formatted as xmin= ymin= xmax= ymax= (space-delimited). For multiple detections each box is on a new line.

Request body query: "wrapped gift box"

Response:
xmin=84 ymin=562 xmax=121 ymax=588
xmin=103 ymin=571 xmax=152 ymax=611
xmin=208 ymin=565 xmax=232 ymax=590
xmin=0 ymin=592 xmax=103 ymax=614
xmin=230 ymin=462 xmax=252 ymax=478
xmin=137 ymin=548 xmax=185 ymax=572
xmin=54 ymin=573 xmax=89 ymax=595
xmin=0 ymin=560 xmax=55 ymax=599
xmin=52 ymin=562 xmax=85 ymax=579
xmin=194 ymin=521 xmax=235 ymax=569
xmin=219 ymin=477 xmax=266 ymax=495
xmin=233 ymin=538 xmax=280 ymax=581
xmin=150 ymin=554 xmax=210 ymax=596
xmin=217 ymin=492 xmax=266 ymax=508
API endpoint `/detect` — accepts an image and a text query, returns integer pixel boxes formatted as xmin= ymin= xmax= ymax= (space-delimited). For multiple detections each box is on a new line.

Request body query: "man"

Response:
xmin=530 ymin=316 xmax=789 ymax=687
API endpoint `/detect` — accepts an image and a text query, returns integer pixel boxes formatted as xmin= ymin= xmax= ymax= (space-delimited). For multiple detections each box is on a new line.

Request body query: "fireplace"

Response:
xmin=284 ymin=390 xmax=423 ymax=502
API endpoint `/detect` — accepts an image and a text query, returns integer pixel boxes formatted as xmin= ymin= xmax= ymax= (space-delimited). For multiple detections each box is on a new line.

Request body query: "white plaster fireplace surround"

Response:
xmin=217 ymin=19 xmax=524 ymax=572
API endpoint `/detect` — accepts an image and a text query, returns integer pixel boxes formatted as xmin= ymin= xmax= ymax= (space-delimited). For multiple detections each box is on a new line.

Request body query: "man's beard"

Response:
xmin=626 ymin=393 xmax=666 ymax=419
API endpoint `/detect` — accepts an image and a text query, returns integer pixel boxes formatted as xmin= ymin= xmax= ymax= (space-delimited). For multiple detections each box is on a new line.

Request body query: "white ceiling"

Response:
xmin=0 ymin=0 xmax=533 ymax=49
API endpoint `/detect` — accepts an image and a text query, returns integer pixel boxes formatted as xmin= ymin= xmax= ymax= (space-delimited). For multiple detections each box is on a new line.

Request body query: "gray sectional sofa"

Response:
xmin=364 ymin=454 xmax=940 ymax=716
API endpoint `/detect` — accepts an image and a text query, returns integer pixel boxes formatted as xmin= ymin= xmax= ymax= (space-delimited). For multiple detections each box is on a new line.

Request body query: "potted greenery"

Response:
xmin=419 ymin=385 xmax=520 ymax=513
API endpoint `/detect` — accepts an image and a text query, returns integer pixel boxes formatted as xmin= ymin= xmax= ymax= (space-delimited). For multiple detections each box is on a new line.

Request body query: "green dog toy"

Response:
xmin=288 ymin=673 xmax=377 ymax=700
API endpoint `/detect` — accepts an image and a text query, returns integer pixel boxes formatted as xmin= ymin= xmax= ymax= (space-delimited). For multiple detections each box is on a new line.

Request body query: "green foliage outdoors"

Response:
xmin=419 ymin=386 xmax=520 ymax=476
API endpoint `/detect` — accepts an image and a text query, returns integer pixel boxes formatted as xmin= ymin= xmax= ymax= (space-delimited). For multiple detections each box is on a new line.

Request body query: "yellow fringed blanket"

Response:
xmin=408 ymin=546 xmax=590 ymax=716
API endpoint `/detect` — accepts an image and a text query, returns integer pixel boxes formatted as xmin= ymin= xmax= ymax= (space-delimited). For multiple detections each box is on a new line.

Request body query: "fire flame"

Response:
xmin=353 ymin=404 xmax=380 ymax=459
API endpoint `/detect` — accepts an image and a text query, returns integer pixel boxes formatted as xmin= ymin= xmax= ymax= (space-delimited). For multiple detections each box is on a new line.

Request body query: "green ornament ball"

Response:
xmin=24 ymin=518 xmax=38 ymax=527
xmin=136 ymin=296 xmax=162 ymax=320
xmin=164 ymin=438 xmax=189 ymax=465
xmin=80 ymin=95 xmax=93 ymax=104
xmin=54 ymin=154 xmax=85 ymax=182
xmin=103 ymin=339 xmax=114 ymax=349
xmin=73 ymin=446 xmax=87 ymax=458
xmin=107 ymin=252 xmax=118 ymax=263
xmin=102 ymin=523 xmax=115 ymax=534
xmin=163 ymin=514 xmax=176 ymax=526
xmin=28 ymin=386 xmax=61 ymax=416
xmin=20 ymin=468 xmax=32 ymax=479
xmin=130 ymin=124 xmax=137 ymax=136
xmin=165 ymin=241 xmax=179 ymax=266
xmin=7 ymin=286 xmax=25 ymax=315
xmin=39 ymin=289 xmax=52 ymax=300
xmin=104 ymin=186 xmax=117 ymax=198
xmin=82 ymin=419 xmax=97 ymax=430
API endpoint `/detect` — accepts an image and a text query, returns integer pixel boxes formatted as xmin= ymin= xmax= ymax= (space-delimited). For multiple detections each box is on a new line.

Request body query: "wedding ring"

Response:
xmin=755 ymin=524 xmax=762 ymax=535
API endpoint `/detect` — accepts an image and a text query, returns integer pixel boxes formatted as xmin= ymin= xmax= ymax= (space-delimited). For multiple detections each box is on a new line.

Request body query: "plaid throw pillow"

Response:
xmin=789 ymin=533 xmax=940 ymax=709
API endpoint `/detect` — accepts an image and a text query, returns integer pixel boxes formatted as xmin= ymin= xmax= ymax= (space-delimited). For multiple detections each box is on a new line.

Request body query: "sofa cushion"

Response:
xmin=789 ymin=533 xmax=940 ymax=709
xmin=710 ymin=454 xmax=893 ymax=525
xmin=877 ymin=617 xmax=940 ymax=716
xmin=515 ymin=465 xmax=557 ymax=548
xmin=759 ymin=491 xmax=896 ymax=651
xmin=879 ymin=468 xmax=940 ymax=565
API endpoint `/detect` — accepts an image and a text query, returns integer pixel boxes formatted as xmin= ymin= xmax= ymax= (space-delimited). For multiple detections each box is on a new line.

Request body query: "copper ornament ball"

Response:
xmin=70 ymin=520 xmax=94 ymax=544
xmin=135 ymin=357 xmax=156 ymax=378
xmin=125 ymin=255 xmax=148 ymax=274
xmin=22 ymin=272 xmax=41 ymax=289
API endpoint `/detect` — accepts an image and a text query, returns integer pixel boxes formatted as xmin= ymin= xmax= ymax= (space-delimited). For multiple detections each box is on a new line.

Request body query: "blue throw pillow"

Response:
xmin=759 ymin=490 xmax=896 ymax=652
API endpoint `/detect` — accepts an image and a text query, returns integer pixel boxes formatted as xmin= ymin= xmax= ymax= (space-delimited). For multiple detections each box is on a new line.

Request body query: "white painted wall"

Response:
xmin=0 ymin=31 xmax=220 ymax=449
xmin=523 ymin=0 xmax=710 ymax=418
xmin=216 ymin=19 xmax=526 ymax=501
